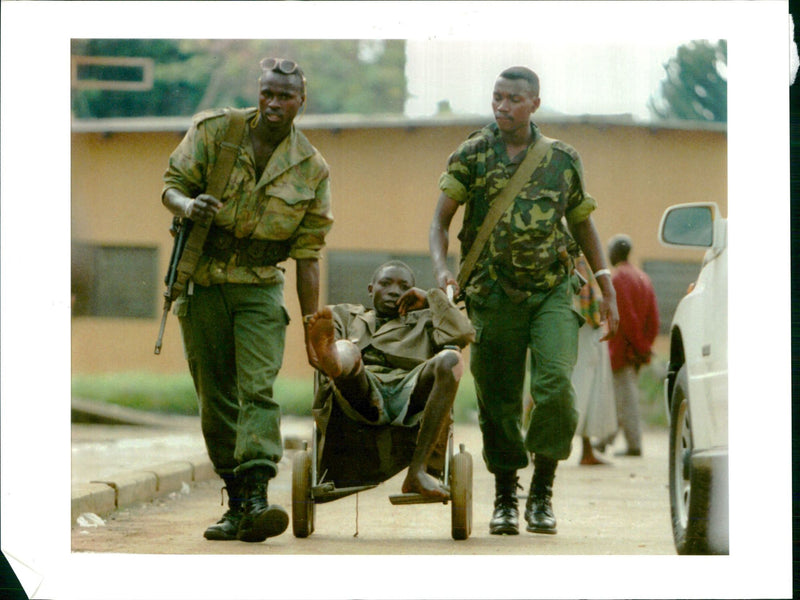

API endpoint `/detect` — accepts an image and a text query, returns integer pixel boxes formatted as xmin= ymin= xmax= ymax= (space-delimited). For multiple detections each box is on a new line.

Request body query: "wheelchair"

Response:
xmin=291 ymin=372 xmax=474 ymax=540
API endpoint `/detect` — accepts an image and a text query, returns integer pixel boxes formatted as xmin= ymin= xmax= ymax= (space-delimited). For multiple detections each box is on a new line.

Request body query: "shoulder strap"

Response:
xmin=172 ymin=109 xmax=248 ymax=296
xmin=205 ymin=108 xmax=247 ymax=198
xmin=456 ymin=134 xmax=553 ymax=291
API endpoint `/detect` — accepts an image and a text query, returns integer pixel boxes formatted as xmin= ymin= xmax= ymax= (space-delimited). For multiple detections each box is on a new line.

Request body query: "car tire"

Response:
xmin=669 ymin=366 xmax=713 ymax=554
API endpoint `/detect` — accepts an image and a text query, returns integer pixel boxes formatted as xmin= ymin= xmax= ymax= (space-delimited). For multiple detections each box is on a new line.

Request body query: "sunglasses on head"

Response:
xmin=260 ymin=57 xmax=300 ymax=75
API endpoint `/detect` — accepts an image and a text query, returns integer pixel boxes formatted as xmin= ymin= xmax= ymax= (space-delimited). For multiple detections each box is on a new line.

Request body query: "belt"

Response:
xmin=203 ymin=226 xmax=291 ymax=267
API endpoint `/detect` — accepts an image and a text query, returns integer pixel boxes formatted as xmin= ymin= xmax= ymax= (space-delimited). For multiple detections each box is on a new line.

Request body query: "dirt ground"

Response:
xmin=72 ymin=424 xmax=675 ymax=556
xmin=63 ymin=424 xmax=711 ymax=598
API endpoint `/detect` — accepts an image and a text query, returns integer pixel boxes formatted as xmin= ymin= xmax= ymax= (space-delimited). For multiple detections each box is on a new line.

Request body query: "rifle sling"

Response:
xmin=171 ymin=109 xmax=248 ymax=298
xmin=456 ymin=134 xmax=553 ymax=292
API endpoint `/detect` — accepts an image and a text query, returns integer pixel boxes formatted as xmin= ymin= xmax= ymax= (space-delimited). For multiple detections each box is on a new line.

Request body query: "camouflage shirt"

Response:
xmin=162 ymin=107 xmax=334 ymax=286
xmin=438 ymin=122 xmax=597 ymax=298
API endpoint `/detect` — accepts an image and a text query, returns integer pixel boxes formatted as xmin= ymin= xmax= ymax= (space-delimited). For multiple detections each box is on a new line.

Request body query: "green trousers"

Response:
xmin=467 ymin=277 xmax=582 ymax=473
xmin=177 ymin=282 xmax=288 ymax=479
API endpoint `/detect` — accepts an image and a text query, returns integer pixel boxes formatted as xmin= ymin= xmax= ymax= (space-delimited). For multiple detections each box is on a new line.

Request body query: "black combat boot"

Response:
xmin=203 ymin=476 xmax=245 ymax=541
xmin=525 ymin=455 xmax=558 ymax=535
xmin=236 ymin=469 xmax=289 ymax=543
xmin=489 ymin=470 xmax=520 ymax=535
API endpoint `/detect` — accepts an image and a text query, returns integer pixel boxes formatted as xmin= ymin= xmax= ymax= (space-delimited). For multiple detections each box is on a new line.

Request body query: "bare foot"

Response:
xmin=579 ymin=453 xmax=611 ymax=466
xmin=401 ymin=469 xmax=449 ymax=501
xmin=306 ymin=307 xmax=342 ymax=378
xmin=580 ymin=438 xmax=611 ymax=465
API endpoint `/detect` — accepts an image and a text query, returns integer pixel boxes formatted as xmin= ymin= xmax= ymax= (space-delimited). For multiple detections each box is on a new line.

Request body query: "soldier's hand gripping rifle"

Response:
xmin=153 ymin=214 xmax=211 ymax=354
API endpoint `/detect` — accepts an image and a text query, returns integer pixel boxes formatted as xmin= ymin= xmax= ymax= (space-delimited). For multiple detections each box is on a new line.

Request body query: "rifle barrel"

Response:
xmin=153 ymin=300 xmax=170 ymax=355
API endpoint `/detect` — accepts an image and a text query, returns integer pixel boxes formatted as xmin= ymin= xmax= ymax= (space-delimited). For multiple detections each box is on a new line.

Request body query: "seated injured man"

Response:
xmin=306 ymin=260 xmax=474 ymax=500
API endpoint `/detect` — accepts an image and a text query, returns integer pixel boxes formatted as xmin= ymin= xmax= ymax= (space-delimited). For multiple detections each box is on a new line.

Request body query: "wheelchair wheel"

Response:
xmin=450 ymin=446 xmax=473 ymax=540
xmin=291 ymin=449 xmax=315 ymax=538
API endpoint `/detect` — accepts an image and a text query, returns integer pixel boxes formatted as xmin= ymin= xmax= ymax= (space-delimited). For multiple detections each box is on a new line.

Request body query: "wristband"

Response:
xmin=302 ymin=314 xmax=315 ymax=325
xmin=593 ymin=269 xmax=611 ymax=278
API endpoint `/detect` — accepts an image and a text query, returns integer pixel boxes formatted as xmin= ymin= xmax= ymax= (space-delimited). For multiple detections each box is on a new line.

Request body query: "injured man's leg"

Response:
xmin=307 ymin=307 xmax=354 ymax=378
xmin=307 ymin=307 xmax=374 ymax=417
xmin=401 ymin=349 xmax=462 ymax=500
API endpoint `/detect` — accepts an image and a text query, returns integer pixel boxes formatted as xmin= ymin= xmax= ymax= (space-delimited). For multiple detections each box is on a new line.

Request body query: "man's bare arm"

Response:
xmin=429 ymin=192 xmax=461 ymax=293
xmin=569 ymin=216 xmax=619 ymax=338
xmin=296 ymin=258 xmax=321 ymax=368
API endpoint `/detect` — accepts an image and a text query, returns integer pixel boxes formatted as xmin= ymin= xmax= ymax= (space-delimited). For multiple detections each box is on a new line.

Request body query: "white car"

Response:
xmin=658 ymin=202 xmax=728 ymax=555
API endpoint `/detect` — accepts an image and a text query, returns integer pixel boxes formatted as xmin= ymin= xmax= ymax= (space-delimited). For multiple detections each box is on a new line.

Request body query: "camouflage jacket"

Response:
xmin=162 ymin=107 xmax=333 ymax=285
xmin=438 ymin=122 xmax=596 ymax=298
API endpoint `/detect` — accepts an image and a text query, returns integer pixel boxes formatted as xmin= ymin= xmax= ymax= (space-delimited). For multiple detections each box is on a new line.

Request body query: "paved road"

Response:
xmin=72 ymin=420 xmax=675 ymax=556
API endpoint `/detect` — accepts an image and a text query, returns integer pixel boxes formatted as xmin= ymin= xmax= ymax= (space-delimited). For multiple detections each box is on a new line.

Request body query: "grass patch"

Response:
xmin=72 ymin=371 xmax=479 ymax=422
xmin=72 ymin=360 xmax=666 ymax=428
xmin=639 ymin=359 xmax=668 ymax=428
xmin=72 ymin=372 xmax=199 ymax=415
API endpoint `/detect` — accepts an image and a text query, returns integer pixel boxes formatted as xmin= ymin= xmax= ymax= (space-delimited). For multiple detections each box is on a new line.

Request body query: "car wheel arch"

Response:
xmin=666 ymin=326 xmax=686 ymax=411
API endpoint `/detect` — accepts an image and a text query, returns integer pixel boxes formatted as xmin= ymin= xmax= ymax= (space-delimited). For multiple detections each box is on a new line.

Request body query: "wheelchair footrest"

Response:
xmin=388 ymin=492 xmax=450 ymax=505
xmin=312 ymin=483 xmax=377 ymax=504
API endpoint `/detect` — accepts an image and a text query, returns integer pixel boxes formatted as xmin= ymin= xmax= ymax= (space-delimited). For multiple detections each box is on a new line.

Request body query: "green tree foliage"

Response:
xmin=71 ymin=39 xmax=211 ymax=118
xmin=71 ymin=39 xmax=407 ymax=118
xmin=649 ymin=39 xmax=727 ymax=123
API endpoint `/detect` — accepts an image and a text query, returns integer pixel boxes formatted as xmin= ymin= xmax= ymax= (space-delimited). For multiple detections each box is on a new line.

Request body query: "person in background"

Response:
xmin=161 ymin=57 xmax=333 ymax=542
xmin=601 ymin=234 xmax=659 ymax=457
xmin=429 ymin=65 xmax=618 ymax=536
xmin=571 ymin=256 xmax=617 ymax=465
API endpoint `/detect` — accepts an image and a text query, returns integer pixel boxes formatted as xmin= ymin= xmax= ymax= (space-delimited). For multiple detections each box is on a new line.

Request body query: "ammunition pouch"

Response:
xmin=203 ymin=225 xmax=291 ymax=267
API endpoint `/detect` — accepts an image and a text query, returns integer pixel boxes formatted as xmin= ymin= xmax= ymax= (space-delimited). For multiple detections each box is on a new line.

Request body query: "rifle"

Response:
xmin=153 ymin=210 xmax=217 ymax=354
xmin=154 ymin=217 xmax=193 ymax=354
xmin=152 ymin=107 xmax=247 ymax=355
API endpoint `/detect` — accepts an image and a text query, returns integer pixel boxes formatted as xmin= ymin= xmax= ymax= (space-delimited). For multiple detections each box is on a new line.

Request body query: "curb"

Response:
xmin=71 ymin=453 xmax=217 ymax=525
xmin=71 ymin=413 xmax=312 ymax=526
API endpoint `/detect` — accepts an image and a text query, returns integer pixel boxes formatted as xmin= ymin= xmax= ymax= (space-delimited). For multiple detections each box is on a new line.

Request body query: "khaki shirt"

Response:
xmin=162 ymin=107 xmax=333 ymax=285
xmin=328 ymin=287 xmax=475 ymax=372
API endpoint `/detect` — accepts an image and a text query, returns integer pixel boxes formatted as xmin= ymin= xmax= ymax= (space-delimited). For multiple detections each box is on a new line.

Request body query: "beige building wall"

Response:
xmin=71 ymin=118 xmax=726 ymax=378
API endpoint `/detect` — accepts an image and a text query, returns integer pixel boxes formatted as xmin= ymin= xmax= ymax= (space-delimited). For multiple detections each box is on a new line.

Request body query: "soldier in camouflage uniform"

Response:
xmin=430 ymin=66 xmax=619 ymax=536
xmin=162 ymin=58 xmax=333 ymax=543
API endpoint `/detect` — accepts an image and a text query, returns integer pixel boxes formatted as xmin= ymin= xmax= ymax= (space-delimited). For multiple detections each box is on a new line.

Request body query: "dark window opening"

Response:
xmin=326 ymin=250 xmax=457 ymax=308
xmin=72 ymin=242 xmax=158 ymax=318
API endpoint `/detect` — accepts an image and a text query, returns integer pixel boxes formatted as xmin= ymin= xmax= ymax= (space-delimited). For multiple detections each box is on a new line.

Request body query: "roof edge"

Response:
xmin=71 ymin=112 xmax=727 ymax=134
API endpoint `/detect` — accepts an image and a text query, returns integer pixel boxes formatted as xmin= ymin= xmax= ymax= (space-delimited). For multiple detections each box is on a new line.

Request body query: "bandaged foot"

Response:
xmin=402 ymin=468 xmax=449 ymax=501
xmin=306 ymin=307 xmax=343 ymax=378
